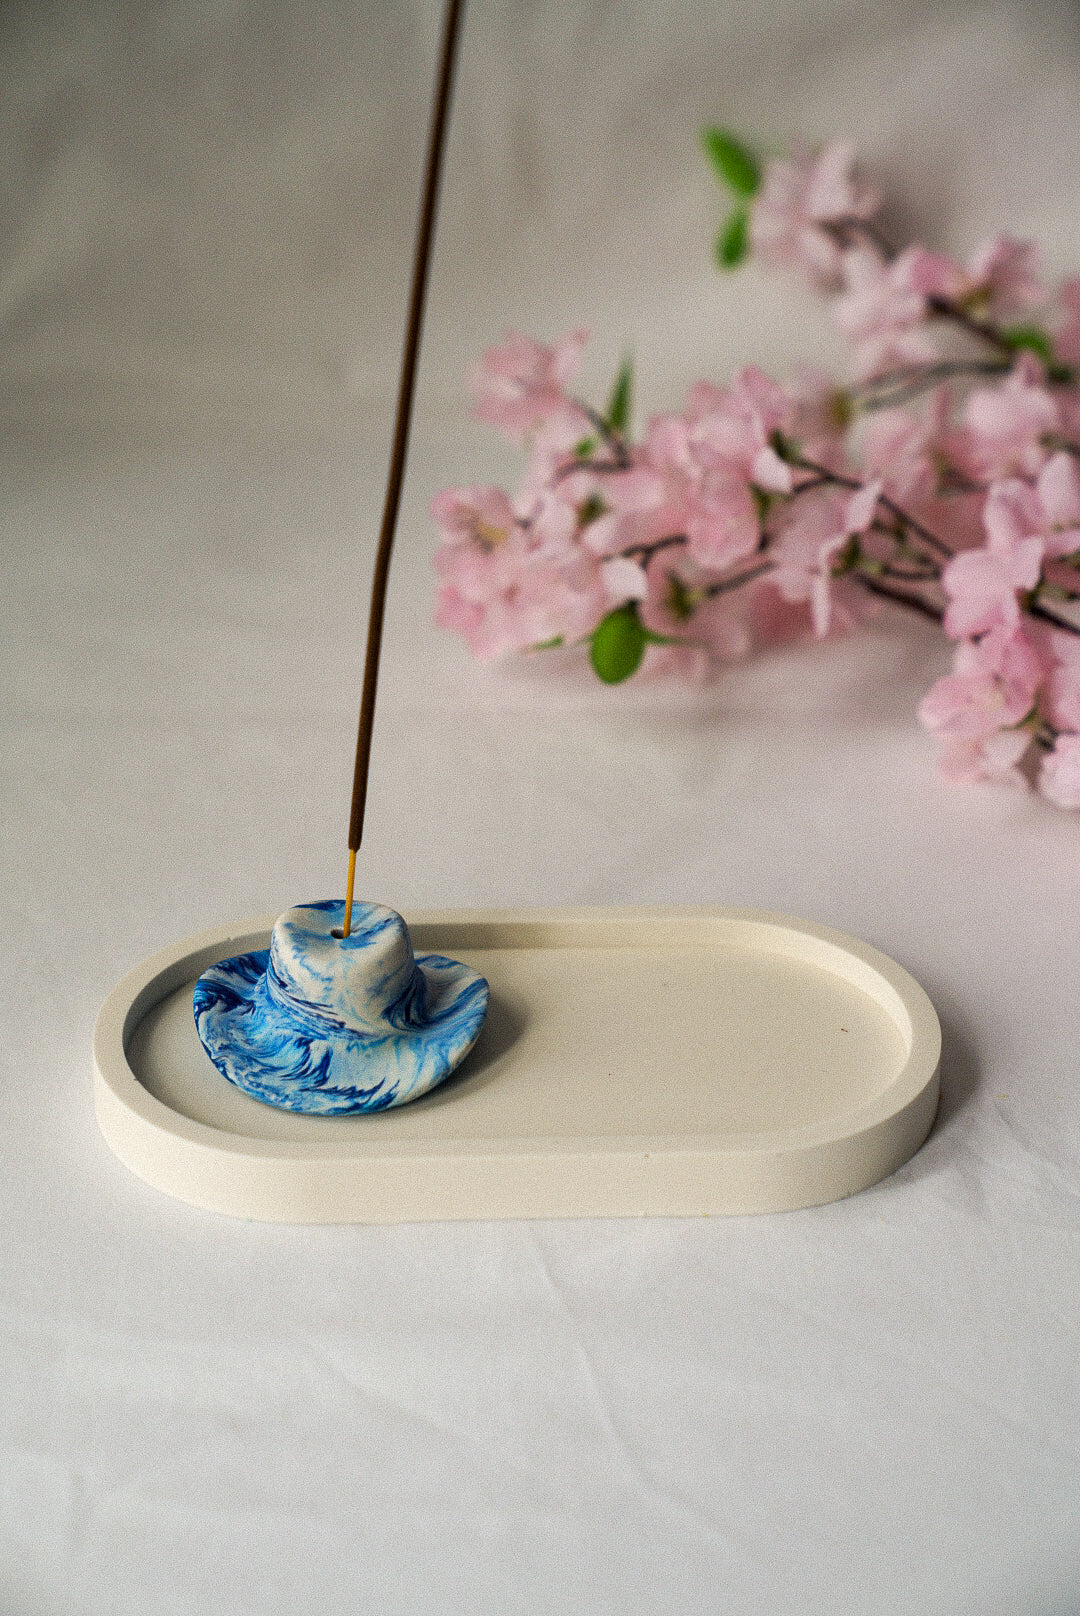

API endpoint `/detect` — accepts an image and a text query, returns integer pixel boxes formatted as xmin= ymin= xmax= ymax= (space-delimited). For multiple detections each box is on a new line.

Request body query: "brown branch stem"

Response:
xmin=703 ymin=560 xmax=774 ymax=599
xmin=853 ymin=357 xmax=1010 ymax=412
xmin=1028 ymin=599 xmax=1080 ymax=637
xmin=850 ymin=571 xmax=944 ymax=622
xmin=789 ymin=453 xmax=954 ymax=559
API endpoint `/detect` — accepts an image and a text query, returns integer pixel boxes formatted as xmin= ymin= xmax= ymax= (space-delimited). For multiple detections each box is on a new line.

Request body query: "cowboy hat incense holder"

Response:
xmin=93 ymin=0 xmax=941 ymax=1222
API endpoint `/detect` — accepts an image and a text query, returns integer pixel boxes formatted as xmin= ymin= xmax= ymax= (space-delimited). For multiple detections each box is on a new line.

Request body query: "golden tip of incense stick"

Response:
xmin=342 ymin=848 xmax=357 ymax=939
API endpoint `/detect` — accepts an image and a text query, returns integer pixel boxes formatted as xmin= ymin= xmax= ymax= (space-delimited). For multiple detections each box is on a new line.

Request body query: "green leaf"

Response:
xmin=530 ymin=636 xmax=564 ymax=651
xmin=715 ymin=207 xmax=749 ymax=269
xmin=589 ymin=604 xmax=647 ymax=684
xmin=701 ymin=128 xmax=761 ymax=197
xmin=604 ymin=356 xmax=633 ymax=437
xmin=1001 ymin=324 xmax=1055 ymax=364
xmin=573 ymin=435 xmax=598 ymax=460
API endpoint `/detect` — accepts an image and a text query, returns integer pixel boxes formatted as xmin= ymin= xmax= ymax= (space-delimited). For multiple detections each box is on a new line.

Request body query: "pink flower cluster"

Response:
xmin=432 ymin=136 xmax=1080 ymax=808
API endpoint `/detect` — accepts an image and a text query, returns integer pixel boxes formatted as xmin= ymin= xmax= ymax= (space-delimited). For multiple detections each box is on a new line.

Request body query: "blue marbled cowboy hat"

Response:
xmin=193 ymin=899 xmax=489 ymax=1114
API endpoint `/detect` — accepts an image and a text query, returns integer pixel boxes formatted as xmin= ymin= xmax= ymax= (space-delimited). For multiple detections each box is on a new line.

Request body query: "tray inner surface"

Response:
xmin=128 ymin=929 xmax=910 ymax=1146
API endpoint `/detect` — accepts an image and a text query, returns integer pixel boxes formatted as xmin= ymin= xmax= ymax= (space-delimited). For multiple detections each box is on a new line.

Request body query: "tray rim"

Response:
xmin=93 ymin=905 xmax=941 ymax=1221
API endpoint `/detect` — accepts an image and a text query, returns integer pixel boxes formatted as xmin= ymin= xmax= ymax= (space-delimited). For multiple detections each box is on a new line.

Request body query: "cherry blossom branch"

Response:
xmin=1028 ymin=598 xmax=1080 ymax=636
xmin=788 ymin=452 xmax=954 ymax=559
xmin=433 ymin=133 xmax=1080 ymax=805
xmin=622 ymin=534 xmax=687 ymax=562
xmin=877 ymin=499 xmax=954 ymax=559
xmin=850 ymin=570 xmax=944 ymax=622
xmin=1044 ymin=436 xmax=1080 ymax=460
xmin=821 ymin=216 xmax=896 ymax=258
xmin=787 ymin=454 xmax=863 ymax=493
xmin=577 ymin=402 xmax=631 ymax=467
xmin=925 ymin=295 xmax=1016 ymax=356
xmin=552 ymin=455 xmax=627 ymax=484
xmin=853 ymin=358 xmax=1011 ymax=411
xmin=940 ymin=469 xmax=989 ymax=495
xmin=879 ymin=559 xmax=940 ymax=582
xmin=703 ymin=559 xmax=774 ymax=598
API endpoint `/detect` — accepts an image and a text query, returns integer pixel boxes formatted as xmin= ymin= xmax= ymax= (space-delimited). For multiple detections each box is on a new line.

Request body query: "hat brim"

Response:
xmin=194 ymin=949 xmax=489 ymax=1114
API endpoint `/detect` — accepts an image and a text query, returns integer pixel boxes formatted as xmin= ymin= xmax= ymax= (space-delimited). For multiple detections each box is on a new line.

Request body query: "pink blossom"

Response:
xmin=1033 ymin=452 xmax=1080 ymax=555
xmin=1039 ymin=733 xmax=1080 ymax=807
xmin=981 ymin=452 xmax=1080 ymax=565
xmin=842 ymin=241 xmax=1043 ymax=385
xmin=1037 ymin=452 xmax=1080 ymax=551
xmin=685 ymin=468 xmax=761 ymax=570
xmin=952 ymin=354 xmax=1059 ymax=480
xmin=435 ymin=221 xmax=1080 ymax=812
xmin=901 ymin=247 xmax=966 ymax=302
xmin=432 ymin=484 xmax=604 ymax=658
xmin=751 ymin=140 xmax=879 ymax=287
xmin=936 ymin=729 xmax=1032 ymax=788
xmin=524 ymin=486 xmax=581 ymax=558
xmin=676 ymin=369 xmax=795 ymax=568
xmin=811 ymin=480 xmax=879 ymax=633
xmin=431 ymin=575 xmax=522 ymax=661
xmin=635 ymin=409 xmax=702 ymax=495
xmin=581 ymin=388 xmax=779 ymax=574
xmin=964 ymin=236 xmax=1045 ymax=317
xmin=431 ymin=485 xmax=518 ymax=565
xmin=600 ymin=555 xmax=649 ymax=602
xmin=833 ymin=247 xmax=938 ymax=380
xmin=1045 ymin=656 xmax=1080 ymax=731
xmin=904 ymin=236 xmax=1044 ymax=318
xmin=432 ymin=490 xmax=535 ymax=659
xmin=787 ymin=368 xmax=852 ymax=467
xmin=690 ymin=367 xmax=795 ymax=493
xmin=749 ymin=586 xmax=817 ymax=645
xmin=919 ymin=627 xmax=1042 ymax=786
xmin=940 ymin=467 xmax=1058 ymax=640
xmin=572 ymin=421 xmax=695 ymax=558
xmin=470 ymin=329 xmax=590 ymax=444
xmin=770 ymin=481 xmax=879 ymax=635
xmin=845 ymin=479 xmax=882 ymax=533
xmin=515 ymin=412 xmax=602 ymax=508
xmin=639 ymin=551 xmax=753 ymax=664
xmin=1056 ymin=388 xmax=1080 ymax=456
xmin=434 ymin=557 xmax=604 ymax=661
xmin=684 ymin=381 xmax=728 ymax=422
xmin=858 ymin=393 xmax=948 ymax=504
xmin=940 ymin=455 xmax=1080 ymax=642
xmin=918 ymin=627 xmax=1042 ymax=739
xmin=771 ymin=490 xmax=845 ymax=609
xmin=941 ymin=529 xmax=1043 ymax=640
xmin=803 ymin=140 xmax=879 ymax=222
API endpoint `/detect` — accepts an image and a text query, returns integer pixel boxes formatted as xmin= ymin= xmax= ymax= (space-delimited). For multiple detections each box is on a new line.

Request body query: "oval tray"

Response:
xmin=93 ymin=906 xmax=941 ymax=1222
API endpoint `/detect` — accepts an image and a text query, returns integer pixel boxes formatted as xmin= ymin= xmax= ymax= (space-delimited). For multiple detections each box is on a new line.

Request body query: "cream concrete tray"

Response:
xmin=93 ymin=907 xmax=941 ymax=1222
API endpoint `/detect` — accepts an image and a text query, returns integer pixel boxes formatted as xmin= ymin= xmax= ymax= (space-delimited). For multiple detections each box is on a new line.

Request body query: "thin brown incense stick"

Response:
xmin=342 ymin=0 xmax=466 ymax=938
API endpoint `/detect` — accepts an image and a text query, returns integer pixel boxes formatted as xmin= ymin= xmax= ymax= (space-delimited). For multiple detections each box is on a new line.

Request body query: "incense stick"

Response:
xmin=342 ymin=0 xmax=466 ymax=938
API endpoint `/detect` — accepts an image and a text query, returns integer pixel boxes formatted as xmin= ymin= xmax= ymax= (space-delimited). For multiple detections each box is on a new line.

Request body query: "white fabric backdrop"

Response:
xmin=3 ymin=2 xmax=1080 ymax=1612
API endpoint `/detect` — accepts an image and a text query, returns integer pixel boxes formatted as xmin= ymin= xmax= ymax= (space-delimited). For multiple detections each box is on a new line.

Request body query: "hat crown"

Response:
xmin=268 ymin=901 xmax=420 ymax=1035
